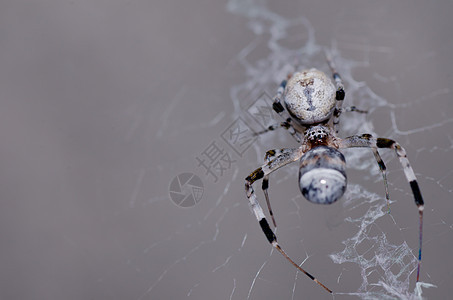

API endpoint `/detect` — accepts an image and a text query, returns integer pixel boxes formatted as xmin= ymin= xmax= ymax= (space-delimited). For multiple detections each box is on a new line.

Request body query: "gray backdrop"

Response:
xmin=1 ymin=0 xmax=452 ymax=299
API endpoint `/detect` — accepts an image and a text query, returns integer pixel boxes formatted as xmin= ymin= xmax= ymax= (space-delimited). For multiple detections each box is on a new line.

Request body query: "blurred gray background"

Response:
xmin=1 ymin=0 xmax=452 ymax=299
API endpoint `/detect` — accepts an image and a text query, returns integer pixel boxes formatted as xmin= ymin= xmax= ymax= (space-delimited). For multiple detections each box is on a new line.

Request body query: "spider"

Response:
xmin=244 ymin=55 xmax=424 ymax=293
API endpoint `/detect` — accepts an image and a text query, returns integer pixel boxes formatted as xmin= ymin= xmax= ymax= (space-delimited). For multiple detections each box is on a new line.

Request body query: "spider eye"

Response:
xmin=299 ymin=168 xmax=346 ymax=204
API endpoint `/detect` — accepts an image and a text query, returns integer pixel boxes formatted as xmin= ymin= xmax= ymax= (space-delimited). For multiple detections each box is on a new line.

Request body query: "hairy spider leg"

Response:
xmin=255 ymin=78 xmax=302 ymax=142
xmin=325 ymin=52 xmax=368 ymax=133
xmin=325 ymin=52 xmax=345 ymax=133
xmin=341 ymin=106 xmax=368 ymax=114
xmin=245 ymin=146 xmax=332 ymax=293
xmin=339 ymin=134 xmax=425 ymax=282
xmin=261 ymin=149 xmax=290 ymax=228
xmin=371 ymin=147 xmax=391 ymax=213
xmin=254 ymin=120 xmax=297 ymax=141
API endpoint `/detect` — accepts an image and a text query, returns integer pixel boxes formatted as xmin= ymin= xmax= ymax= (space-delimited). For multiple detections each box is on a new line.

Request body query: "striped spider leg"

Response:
xmin=254 ymin=78 xmax=303 ymax=143
xmin=245 ymin=146 xmax=333 ymax=293
xmin=261 ymin=149 xmax=281 ymax=228
xmin=260 ymin=148 xmax=297 ymax=228
xmin=338 ymin=134 xmax=425 ymax=282
xmin=325 ymin=51 xmax=346 ymax=133
xmin=325 ymin=51 xmax=367 ymax=133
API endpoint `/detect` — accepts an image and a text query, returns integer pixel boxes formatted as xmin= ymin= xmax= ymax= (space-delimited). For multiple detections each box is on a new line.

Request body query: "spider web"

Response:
xmin=221 ymin=1 xmax=438 ymax=298
xmin=3 ymin=1 xmax=453 ymax=300
xmin=143 ymin=1 xmax=451 ymax=300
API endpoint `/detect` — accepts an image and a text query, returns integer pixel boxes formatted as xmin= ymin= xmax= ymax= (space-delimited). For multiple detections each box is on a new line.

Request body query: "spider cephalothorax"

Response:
xmin=305 ymin=124 xmax=328 ymax=141
xmin=244 ymin=55 xmax=425 ymax=293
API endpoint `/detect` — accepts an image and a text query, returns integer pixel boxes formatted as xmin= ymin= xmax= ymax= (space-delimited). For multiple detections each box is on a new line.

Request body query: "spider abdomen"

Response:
xmin=284 ymin=69 xmax=336 ymax=125
xmin=299 ymin=146 xmax=346 ymax=204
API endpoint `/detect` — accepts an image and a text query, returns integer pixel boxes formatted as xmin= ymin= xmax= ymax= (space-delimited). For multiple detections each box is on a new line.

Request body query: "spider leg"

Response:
xmin=262 ymin=174 xmax=275 ymax=227
xmin=325 ymin=54 xmax=368 ymax=133
xmin=371 ymin=148 xmax=391 ymax=213
xmin=245 ymin=146 xmax=332 ymax=293
xmin=268 ymin=78 xmax=303 ymax=142
xmin=339 ymin=134 xmax=424 ymax=282
xmin=341 ymin=106 xmax=368 ymax=114
xmin=254 ymin=119 xmax=301 ymax=142
xmin=325 ymin=53 xmax=345 ymax=133
xmin=261 ymin=149 xmax=286 ymax=228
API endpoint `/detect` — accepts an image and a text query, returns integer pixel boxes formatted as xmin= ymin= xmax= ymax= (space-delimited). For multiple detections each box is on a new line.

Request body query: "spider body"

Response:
xmin=284 ymin=69 xmax=336 ymax=125
xmin=299 ymin=144 xmax=346 ymax=205
xmin=245 ymin=57 xmax=424 ymax=294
